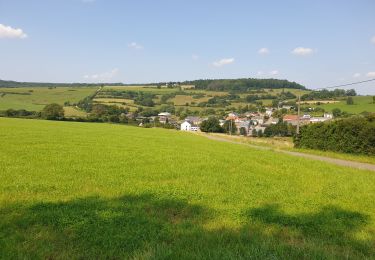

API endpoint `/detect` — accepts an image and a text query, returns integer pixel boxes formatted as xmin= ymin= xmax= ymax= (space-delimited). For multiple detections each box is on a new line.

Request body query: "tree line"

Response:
xmin=182 ymin=78 xmax=306 ymax=92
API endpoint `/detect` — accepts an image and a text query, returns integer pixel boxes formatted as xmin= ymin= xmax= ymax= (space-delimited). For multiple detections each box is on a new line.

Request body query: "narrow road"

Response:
xmin=202 ymin=134 xmax=375 ymax=172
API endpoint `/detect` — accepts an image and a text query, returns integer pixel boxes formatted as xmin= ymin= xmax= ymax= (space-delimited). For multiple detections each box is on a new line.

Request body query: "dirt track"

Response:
xmin=202 ymin=134 xmax=375 ymax=172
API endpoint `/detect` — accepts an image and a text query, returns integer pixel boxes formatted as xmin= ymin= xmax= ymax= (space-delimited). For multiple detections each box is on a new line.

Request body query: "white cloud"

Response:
xmin=83 ymin=68 xmax=119 ymax=82
xmin=257 ymin=71 xmax=264 ymax=76
xmin=353 ymin=73 xmax=361 ymax=78
xmin=258 ymin=47 xmax=269 ymax=55
xmin=128 ymin=42 xmax=143 ymax=50
xmin=366 ymin=71 xmax=375 ymax=77
xmin=212 ymin=58 xmax=234 ymax=67
xmin=292 ymin=47 xmax=314 ymax=56
xmin=371 ymin=36 xmax=375 ymax=45
xmin=0 ymin=24 xmax=27 ymax=39
xmin=269 ymin=70 xmax=279 ymax=75
xmin=192 ymin=54 xmax=199 ymax=60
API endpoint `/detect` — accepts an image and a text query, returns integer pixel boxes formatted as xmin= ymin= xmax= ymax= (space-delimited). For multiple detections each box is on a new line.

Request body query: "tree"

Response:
xmin=252 ymin=129 xmax=257 ymax=137
xmin=332 ymin=108 xmax=342 ymax=118
xmin=346 ymin=96 xmax=354 ymax=105
xmin=222 ymin=120 xmax=237 ymax=134
xmin=42 ymin=103 xmax=64 ymax=120
xmin=200 ymin=117 xmax=223 ymax=133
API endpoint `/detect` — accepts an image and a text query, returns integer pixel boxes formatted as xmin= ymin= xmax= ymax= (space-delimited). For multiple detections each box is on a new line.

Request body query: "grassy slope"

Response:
xmin=0 ymin=118 xmax=374 ymax=259
xmin=0 ymin=87 xmax=97 ymax=111
xmin=309 ymin=96 xmax=375 ymax=114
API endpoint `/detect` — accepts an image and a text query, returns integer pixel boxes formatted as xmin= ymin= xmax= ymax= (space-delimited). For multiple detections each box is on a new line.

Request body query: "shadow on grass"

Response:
xmin=0 ymin=194 xmax=373 ymax=259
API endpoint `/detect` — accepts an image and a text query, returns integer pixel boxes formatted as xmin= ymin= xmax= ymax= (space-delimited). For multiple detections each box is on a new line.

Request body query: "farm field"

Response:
xmin=0 ymin=117 xmax=374 ymax=259
xmin=307 ymin=96 xmax=375 ymax=114
xmin=0 ymin=87 xmax=98 ymax=111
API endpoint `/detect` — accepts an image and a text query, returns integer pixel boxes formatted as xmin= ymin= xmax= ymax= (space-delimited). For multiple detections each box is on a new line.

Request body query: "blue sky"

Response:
xmin=0 ymin=0 xmax=375 ymax=94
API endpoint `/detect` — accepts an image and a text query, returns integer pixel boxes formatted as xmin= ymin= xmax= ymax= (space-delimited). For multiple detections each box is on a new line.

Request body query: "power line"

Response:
xmin=314 ymin=78 xmax=375 ymax=90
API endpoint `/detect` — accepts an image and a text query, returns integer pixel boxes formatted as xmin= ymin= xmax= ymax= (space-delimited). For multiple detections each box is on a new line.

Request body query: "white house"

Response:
xmin=180 ymin=120 xmax=199 ymax=131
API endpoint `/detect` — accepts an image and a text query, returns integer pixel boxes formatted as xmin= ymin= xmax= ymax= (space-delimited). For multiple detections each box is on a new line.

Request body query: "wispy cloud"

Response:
xmin=212 ymin=58 xmax=234 ymax=67
xmin=192 ymin=54 xmax=199 ymax=60
xmin=128 ymin=42 xmax=143 ymax=50
xmin=269 ymin=70 xmax=279 ymax=75
xmin=371 ymin=36 xmax=375 ymax=45
xmin=258 ymin=47 xmax=269 ymax=55
xmin=366 ymin=71 xmax=375 ymax=77
xmin=353 ymin=73 xmax=361 ymax=78
xmin=83 ymin=68 xmax=119 ymax=82
xmin=0 ymin=24 xmax=27 ymax=39
xmin=292 ymin=47 xmax=314 ymax=56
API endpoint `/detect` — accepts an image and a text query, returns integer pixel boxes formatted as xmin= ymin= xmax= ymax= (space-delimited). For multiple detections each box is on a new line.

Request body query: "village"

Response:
xmin=135 ymin=106 xmax=334 ymax=136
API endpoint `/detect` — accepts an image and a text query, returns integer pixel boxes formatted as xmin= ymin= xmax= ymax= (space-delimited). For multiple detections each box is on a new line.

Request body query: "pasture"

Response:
xmin=308 ymin=96 xmax=375 ymax=114
xmin=0 ymin=87 xmax=97 ymax=111
xmin=0 ymin=117 xmax=374 ymax=259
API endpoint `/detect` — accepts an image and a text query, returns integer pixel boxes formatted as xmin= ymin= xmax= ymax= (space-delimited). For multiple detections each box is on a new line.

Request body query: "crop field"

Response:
xmin=63 ymin=106 xmax=88 ymax=118
xmin=307 ymin=96 xmax=375 ymax=114
xmin=0 ymin=87 xmax=98 ymax=111
xmin=0 ymin=117 xmax=374 ymax=259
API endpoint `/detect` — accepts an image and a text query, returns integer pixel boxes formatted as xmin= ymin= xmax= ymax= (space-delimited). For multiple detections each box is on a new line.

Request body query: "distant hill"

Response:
xmin=0 ymin=79 xmax=122 ymax=88
xmin=181 ymin=78 xmax=306 ymax=92
xmin=0 ymin=78 xmax=306 ymax=92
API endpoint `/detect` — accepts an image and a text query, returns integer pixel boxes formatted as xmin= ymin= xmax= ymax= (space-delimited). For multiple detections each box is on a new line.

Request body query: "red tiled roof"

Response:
xmin=283 ymin=115 xmax=299 ymax=121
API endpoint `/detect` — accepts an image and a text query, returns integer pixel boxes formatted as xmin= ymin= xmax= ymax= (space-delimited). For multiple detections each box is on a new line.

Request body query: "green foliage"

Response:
xmin=347 ymin=96 xmax=354 ymax=105
xmin=1 ymin=109 xmax=39 ymax=118
xmin=222 ymin=120 xmax=237 ymax=134
xmin=182 ymin=78 xmax=305 ymax=92
xmin=200 ymin=117 xmax=223 ymax=133
xmin=301 ymin=89 xmax=356 ymax=101
xmin=295 ymin=114 xmax=375 ymax=155
xmin=42 ymin=103 xmax=64 ymax=120
xmin=332 ymin=108 xmax=342 ymax=117
xmin=264 ymin=121 xmax=295 ymax=137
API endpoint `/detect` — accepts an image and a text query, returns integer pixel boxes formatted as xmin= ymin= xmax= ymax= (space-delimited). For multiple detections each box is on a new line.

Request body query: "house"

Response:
xmin=283 ymin=114 xmax=309 ymax=126
xmin=249 ymin=125 xmax=266 ymax=136
xmin=236 ymin=120 xmax=251 ymax=135
xmin=180 ymin=120 xmax=199 ymax=131
xmin=158 ymin=112 xmax=171 ymax=124
xmin=309 ymin=113 xmax=333 ymax=124
xmin=265 ymin=108 xmax=274 ymax=117
xmin=263 ymin=117 xmax=279 ymax=126
xmin=251 ymin=116 xmax=264 ymax=125
xmin=185 ymin=116 xmax=202 ymax=125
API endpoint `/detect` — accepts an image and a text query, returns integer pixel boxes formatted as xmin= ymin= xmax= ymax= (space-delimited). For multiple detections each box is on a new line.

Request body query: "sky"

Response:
xmin=0 ymin=0 xmax=375 ymax=94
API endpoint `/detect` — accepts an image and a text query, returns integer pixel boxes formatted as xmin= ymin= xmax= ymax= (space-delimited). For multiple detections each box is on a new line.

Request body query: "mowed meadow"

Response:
xmin=0 ymin=118 xmax=375 ymax=259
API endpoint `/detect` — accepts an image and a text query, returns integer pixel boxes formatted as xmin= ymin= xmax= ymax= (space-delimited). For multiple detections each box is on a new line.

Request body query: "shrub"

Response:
xmin=42 ymin=103 xmax=64 ymax=120
xmin=294 ymin=114 xmax=375 ymax=155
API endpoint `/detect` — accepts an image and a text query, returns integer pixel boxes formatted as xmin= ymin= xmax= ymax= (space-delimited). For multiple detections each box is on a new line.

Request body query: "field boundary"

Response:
xmin=201 ymin=133 xmax=375 ymax=172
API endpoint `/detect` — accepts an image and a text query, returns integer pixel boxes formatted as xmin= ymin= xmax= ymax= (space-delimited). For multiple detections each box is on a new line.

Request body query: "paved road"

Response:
xmin=203 ymin=134 xmax=375 ymax=172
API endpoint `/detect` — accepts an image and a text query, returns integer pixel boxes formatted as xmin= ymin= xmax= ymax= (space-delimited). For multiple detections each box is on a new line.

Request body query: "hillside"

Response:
xmin=0 ymin=117 xmax=374 ymax=259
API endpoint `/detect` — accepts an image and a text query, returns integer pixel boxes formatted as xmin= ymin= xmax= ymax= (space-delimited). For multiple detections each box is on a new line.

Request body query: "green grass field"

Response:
xmin=308 ymin=96 xmax=375 ymax=114
xmin=0 ymin=87 xmax=98 ymax=111
xmin=0 ymin=117 xmax=374 ymax=259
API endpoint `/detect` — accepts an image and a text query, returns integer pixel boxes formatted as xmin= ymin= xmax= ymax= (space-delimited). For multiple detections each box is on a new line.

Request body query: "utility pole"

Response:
xmin=229 ymin=118 xmax=232 ymax=135
xmin=296 ymin=94 xmax=301 ymax=134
